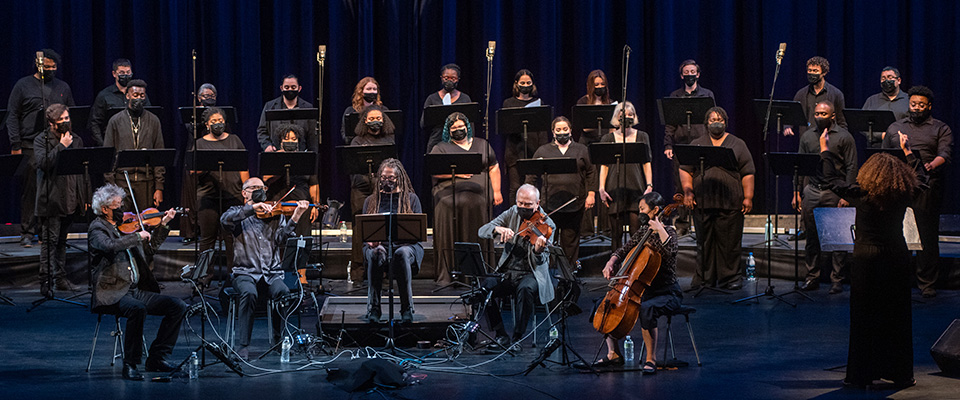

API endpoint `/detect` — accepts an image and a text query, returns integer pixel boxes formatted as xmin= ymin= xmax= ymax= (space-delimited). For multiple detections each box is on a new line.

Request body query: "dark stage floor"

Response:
xmin=1 ymin=276 xmax=958 ymax=399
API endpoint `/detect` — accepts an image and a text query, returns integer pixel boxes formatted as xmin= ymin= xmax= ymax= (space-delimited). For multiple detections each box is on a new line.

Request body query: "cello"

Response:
xmin=592 ymin=194 xmax=684 ymax=339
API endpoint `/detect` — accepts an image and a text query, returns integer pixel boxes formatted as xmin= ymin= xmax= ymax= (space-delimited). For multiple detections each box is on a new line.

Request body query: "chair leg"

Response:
xmin=86 ymin=314 xmax=103 ymax=372
xmin=112 ymin=317 xmax=124 ymax=366
xmin=267 ymin=299 xmax=275 ymax=346
xmin=685 ymin=315 xmax=702 ymax=366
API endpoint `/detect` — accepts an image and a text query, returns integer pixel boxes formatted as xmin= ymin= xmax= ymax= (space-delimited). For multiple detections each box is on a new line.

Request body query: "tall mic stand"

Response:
xmin=617 ymin=45 xmax=631 ymax=247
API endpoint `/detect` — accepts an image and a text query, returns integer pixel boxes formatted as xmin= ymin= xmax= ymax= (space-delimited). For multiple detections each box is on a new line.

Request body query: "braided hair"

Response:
xmin=366 ymin=158 xmax=416 ymax=214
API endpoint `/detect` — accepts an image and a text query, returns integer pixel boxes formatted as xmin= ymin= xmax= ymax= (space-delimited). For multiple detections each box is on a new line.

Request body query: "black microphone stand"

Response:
xmin=616 ymin=45 xmax=631 ymax=248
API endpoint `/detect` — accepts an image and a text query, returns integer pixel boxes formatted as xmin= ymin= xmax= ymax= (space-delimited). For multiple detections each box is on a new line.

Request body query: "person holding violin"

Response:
xmin=590 ymin=192 xmax=680 ymax=374
xmin=220 ymin=177 xmax=309 ymax=360
xmin=88 ymin=183 xmax=187 ymax=381
xmin=35 ymin=104 xmax=90 ymax=297
xmin=264 ymin=123 xmax=320 ymax=237
xmin=478 ymin=184 xmax=555 ymax=351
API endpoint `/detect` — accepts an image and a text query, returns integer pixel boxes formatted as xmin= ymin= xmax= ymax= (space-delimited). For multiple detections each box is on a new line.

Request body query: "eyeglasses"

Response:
xmin=379 ymin=175 xmax=398 ymax=182
xmin=243 ymin=185 xmax=266 ymax=192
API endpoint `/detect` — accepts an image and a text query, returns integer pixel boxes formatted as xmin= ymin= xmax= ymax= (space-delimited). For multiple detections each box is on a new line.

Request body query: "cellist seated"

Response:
xmin=591 ymin=191 xmax=682 ymax=374
xmin=478 ymin=184 xmax=556 ymax=352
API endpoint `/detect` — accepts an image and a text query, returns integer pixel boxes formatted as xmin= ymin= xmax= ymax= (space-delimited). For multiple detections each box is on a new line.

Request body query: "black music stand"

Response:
xmin=589 ymin=142 xmax=651 ymax=245
xmin=496 ymin=105 xmax=553 ymax=157
xmin=258 ymin=151 xmax=318 ymax=188
xmin=264 ymin=108 xmax=319 ymax=123
xmin=355 ymin=212 xmax=427 ymax=353
xmin=424 ymin=153 xmax=485 ymax=292
xmin=865 ymin=147 xmax=909 ymax=163
xmin=673 ymin=144 xmax=739 ymax=297
xmin=178 ymin=106 xmax=239 ymax=125
xmin=422 ymin=103 xmax=482 ymax=130
xmin=0 ymin=154 xmax=25 ymax=302
xmin=658 ymin=97 xmax=715 ymax=132
xmin=517 ymin=157 xmax=579 ymax=212
xmin=344 ymin=110 xmax=404 ymax=138
xmin=844 ymin=109 xmax=896 ymax=148
xmin=451 ymin=241 xmax=514 ymax=353
xmin=752 ymin=100 xmax=806 ymax=248
xmin=115 ymin=149 xmax=177 ymax=188
xmin=106 ymin=106 xmax=164 ymax=122
xmin=571 ymin=104 xmax=617 ymax=135
xmin=336 ymin=144 xmax=397 ymax=176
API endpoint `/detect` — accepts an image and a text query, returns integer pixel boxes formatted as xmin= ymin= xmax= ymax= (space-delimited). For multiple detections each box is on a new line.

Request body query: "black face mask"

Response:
xmin=707 ymin=122 xmax=725 ymax=138
xmin=209 ymin=122 xmax=226 ymax=136
xmin=362 ymin=92 xmax=378 ymax=103
xmin=909 ymin=110 xmax=930 ymax=124
xmin=117 ymin=74 xmax=132 ymax=87
xmin=621 ymin=117 xmax=635 ymax=127
xmin=56 ymin=121 xmax=71 ymax=134
xmin=41 ymin=70 xmax=55 ymax=82
xmin=200 ymin=98 xmax=216 ymax=107
xmin=282 ymin=90 xmax=299 ymax=101
xmin=518 ymin=85 xmax=533 ymax=95
xmin=366 ymin=120 xmax=383 ymax=132
xmin=682 ymin=75 xmax=698 ymax=87
xmin=128 ymin=98 xmax=145 ymax=115
xmin=807 ymin=73 xmax=822 ymax=85
xmin=380 ymin=179 xmax=397 ymax=193
xmin=555 ymin=134 xmax=571 ymax=145
xmin=815 ymin=117 xmax=833 ymax=132
xmin=442 ymin=80 xmax=457 ymax=92
xmin=638 ymin=212 xmax=651 ymax=226
xmin=281 ymin=141 xmax=299 ymax=152
xmin=450 ymin=128 xmax=467 ymax=141
xmin=111 ymin=207 xmax=125 ymax=224
xmin=251 ymin=189 xmax=267 ymax=203
xmin=880 ymin=79 xmax=897 ymax=94
xmin=593 ymin=86 xmax=607 ymax=98
xmin=517 ymin=206 xmax=536 ymax=220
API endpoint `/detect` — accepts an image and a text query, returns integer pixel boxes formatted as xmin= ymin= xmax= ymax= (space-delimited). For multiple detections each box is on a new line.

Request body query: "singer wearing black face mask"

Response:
xmin=526 ymin=116 xmax=597 ymax=264
xmin=360 ymin=159 xmax=424 ymax=324
xmin=501 ymin=69 xmax=552 ymax=205
xmin=256 ymin=74 xmax=317 ymax=153
xmin=862 ymin=67 xmax=909 ymax=134
xmin=479 ymin=184 xmax=556 ymax=350
xmin=264 ymin=124 xmax=320 ymax=238
xmin=90 ymin=58 xmax=152 ymax=146
xmin=191 ymin=107 xmax=250 ymax=288
xmin=35 ymin=104 xmax=90 ymax=297
xmin=598 ymin=102 xmax=654 ymax=252
xmin=349 ymin=106 xmax=397 ymax=281
xmin=882 ymin=85 xmax=953 ymax=298
xmin=783 ymin=56 xmax=847 ymax=137
xmin=341 ymin=77 xmax=388 ymax=144
xmin=795 ymin=101 xmax=858 ymax=294
xmin=423 ymin=63 xmax=472 ymax=153
xmin=680 ymin=107 xmax=755 ymax=290
xmin=575 ymin=69 xmax=615 ymax=146
xmin=7 ymin=48 xmax=75 ymax=248
xmin=103 ymin=79 xmax=166 ymax=212
xmin=179 ymin=83 xmax=219 ymax=244
xmin=221 ymin=178 xmax=309 ymax=361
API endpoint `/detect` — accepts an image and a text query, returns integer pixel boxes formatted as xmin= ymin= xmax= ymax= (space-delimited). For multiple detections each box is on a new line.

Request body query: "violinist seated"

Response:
xmin=478 ymin=184 xmax=556 ymax=352
xmin=88 ymin=184 xmax=188 ymax=381
xmin=590 ymin=192 xmax=681 ymax=374
xmin=220 ymin=177 xmax=310 ymax=361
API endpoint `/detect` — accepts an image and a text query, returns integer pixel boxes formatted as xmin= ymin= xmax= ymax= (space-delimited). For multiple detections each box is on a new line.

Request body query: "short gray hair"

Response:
xmin=198 ymin=83 xmax=217 ymax=96
xmin=92 ymin=184 xmax=126 ymax=216
xmin=517 ymin=184 xmax=540 ymax=202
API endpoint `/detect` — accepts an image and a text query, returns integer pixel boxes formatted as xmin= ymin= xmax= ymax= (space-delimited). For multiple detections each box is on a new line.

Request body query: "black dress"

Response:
xmin=820 ymin=150 xmax=925 ymax=386
xmin=527 ymin=142 xmax=597 ymax=263
xmin=194 ymin=134 xmax=246 ymax=283
xmin=501 ymin=97 xmax=551 ymax=204
xmin=599 ymin=130 xmax=652 ymax=250
xmin=430 ymin=138 xmax=497 ymax=283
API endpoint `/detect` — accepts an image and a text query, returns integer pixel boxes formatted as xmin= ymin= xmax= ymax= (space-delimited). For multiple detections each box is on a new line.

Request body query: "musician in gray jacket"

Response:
xmin=88 ymin=184 xmax=186 ymax=381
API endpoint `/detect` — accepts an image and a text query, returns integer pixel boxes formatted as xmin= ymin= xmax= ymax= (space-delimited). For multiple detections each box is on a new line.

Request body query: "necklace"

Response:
xmin=127 ymin=110 xmax=141 ymax=148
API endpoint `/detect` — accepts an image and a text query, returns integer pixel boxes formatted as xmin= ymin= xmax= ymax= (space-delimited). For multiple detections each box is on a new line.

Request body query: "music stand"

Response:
xmin=658 ymin=97 xmax=715 ymax=132
xmin=673 ymin=144 xmax=738 ymax=297
xmin=516 ymin=157 xmax=579 ymax=212
xmin=815 ymin=207 xmax=921 ymax=252
xmin=265 ymin=108 xmax=319 ymax=123
xmin=178 ymin=106 xmax=239 ymax=125
xmin=107 ymin=106 xmax=164 ymax=122
xmin=422 ymin=103 xmax=482 ymax=130
xmin=336 ymin=144 xmax=397 ymax=176
xmin=865 ymin=147 xmax=908 ymax=163
xmin=258 ymin=151 xmax=318 ymax=188
xmin=451 ymin=241 xmax=514 ymax=353
xmin=344 ymin=110 xmax=404 ymax=138
xmin=496 ymin=105 xmax=553 ymax=157
xmin=571 ymin=104 xmax=617 ymax=136
xmin=589 ymin=142 xmax=651 ymax=245
xmin=355 ymin=213 xmax=427 ymax=352
xmin=115 ymin=149 xmax=177 ymax=184
xmin=844 ymin=109 xmax=896 ymax=148
xmin=424 ymin=153 xmax=485 ymax=292
xmin=752 ymin=100 xmax=807 ymax=137
xmin=0 ymin=154 xmax=25 ymax=301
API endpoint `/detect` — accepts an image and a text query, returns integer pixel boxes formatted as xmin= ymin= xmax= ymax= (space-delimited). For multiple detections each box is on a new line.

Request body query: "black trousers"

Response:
xmin=19 ymin=147 xmax=37 ymax=237
xmin=483 ymin=273 xmax=538 ymax=341
xmin=198 ymin=207 xmax=235 ymax=284
xmin=364 ymin=244 xmax=417 ymax=313
xmin=232 ymin=274 xmax=290 ymax=347
xmin=553 ymin=209 xmax=584 ymax=264
xmin=39 ymin=215 xmax=73 ymax=282
xmin=93 ymin=289 xmax=188 ymax=366
xmin=609 ymin=211 xmax=640 ymax=252
xmin=692 ymin=208 xmax=744 ymax=287
xmin=914 ymin=174 xmax=943 ymax=291
xmin=801 ymin=185 xmax=847 ymax=283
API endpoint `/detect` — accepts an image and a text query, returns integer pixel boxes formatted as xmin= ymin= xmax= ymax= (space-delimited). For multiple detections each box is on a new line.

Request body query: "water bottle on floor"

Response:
xmin=623 ymin=336 xmax=635 ymax=365
xmin=188 ymin=351 xmax=199 ymax=380
xmin=746 ymin=252 xmax=757 ymax=282
xmin=281 ymin=336 xmax=291 ymax=363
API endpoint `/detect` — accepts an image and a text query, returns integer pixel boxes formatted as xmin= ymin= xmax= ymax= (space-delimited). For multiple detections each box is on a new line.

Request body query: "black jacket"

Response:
xmin=89 ymin=216 xmax=168 ymax=309
xmin=34 ymin=130 xmax=89 ymax=217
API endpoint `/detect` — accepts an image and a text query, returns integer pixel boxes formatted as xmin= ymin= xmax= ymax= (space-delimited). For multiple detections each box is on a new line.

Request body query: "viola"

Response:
xmin=118 ymin=207 xmax=188 ymax=234
xmin=592 ymin=194 xmax=684 ymax=339
xmin=511 ymin=197 xmax=577 ymax=248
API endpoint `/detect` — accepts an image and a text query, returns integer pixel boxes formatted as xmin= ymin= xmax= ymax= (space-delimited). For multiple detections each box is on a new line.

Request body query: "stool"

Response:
xmin=86 ymin=314 xmax=124 ymax=372
xmin=654 ymin=305 xmax=702 ymax=366
xmin=222 ymin=287 xmax=280 ymax=349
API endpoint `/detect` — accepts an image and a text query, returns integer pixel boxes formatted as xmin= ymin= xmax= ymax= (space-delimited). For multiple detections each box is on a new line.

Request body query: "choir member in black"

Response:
xmin=179 ymin=83 xmax=218 ymax=244
xmin=360 ymin=159 xmax=424 ymax=324
xmin=589 ymin=192 xmax=681 ymax=374
xmin=820 ymin=131 xmax=924 ymax=389
xmin=35 ymin=104 xmax=89 ymax=297
xmin=680 ymin=107 xmax=755 ymax=290
xmin=6 ymin=49 xmax=76 ymax=248
xmin=256 ymin=74 xmax=317 ymax=153
xmin=430 ymin=112 xmax=503 ymax=285
xmin=221 ymin=178 xmax=308 ymax=361
xmin=424 ymin=64 xmax=473 ymax=153
xmin=349 ymin=106 xmax=396 ymax=282
xmin=881 ymin=85 xmax=953 ymax=298
xmin=598 ymin=101 xmax=653 ymax=251
xmin=525 ymin=116 xmax=596 ymax=264
xmin=575 ymin=69 xmax=614 ymax=146
xmin=478 ymin=184 xmax=555 ymax=349
xmin=862 ymin=67 xmax=909 ymax=142
xmin=192 ymin=107 xmax=249 ymax=287
xmin=341 ymin=76 xmax=385 ymax=144
xmin=89 ymin=58 xmax=152 ymax=146
xmin=264 ymin=123 xmax=320 ymax=237
xmin=794 ymin=101 xmax=857 ymax=294
xmin=88 ymin=184 xmax=187 ymax=381
xmin=502 ymin=69 xmax=551 ymax=204
xmin=784 ymin=56 xmax=847 ymax=137
xmin=103 ymin=79 xmax=165 ymax=212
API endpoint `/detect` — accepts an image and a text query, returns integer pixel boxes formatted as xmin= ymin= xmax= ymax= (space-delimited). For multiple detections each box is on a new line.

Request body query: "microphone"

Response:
xmin=776 ymin=43 xmax=786 ymax=65
xmin=486 ymin=41 xmax=496 ymax=61
xmin=318 ymin=45 xmax=326 ymax=66
xmin=35 ymin=51 xmax=45 ymax=74
xmin=624 ymin=44 xmax=632 ymax=54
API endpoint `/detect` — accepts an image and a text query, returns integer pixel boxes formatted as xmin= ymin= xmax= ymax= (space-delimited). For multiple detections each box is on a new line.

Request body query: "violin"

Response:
xmin=512 ymin=197 xmax=577 ymax=248
xmin=118 ymin=207 xmax=187 ymax=234
xmin=255 ymin=201 xmax=328 ymax=219
xmin=592 ymin=194 xmax=684 ymax=339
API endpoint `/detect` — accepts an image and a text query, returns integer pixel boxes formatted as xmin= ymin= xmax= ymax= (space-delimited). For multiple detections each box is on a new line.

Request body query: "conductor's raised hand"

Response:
xmin=899 ymin=131 xmax=913 ymax=157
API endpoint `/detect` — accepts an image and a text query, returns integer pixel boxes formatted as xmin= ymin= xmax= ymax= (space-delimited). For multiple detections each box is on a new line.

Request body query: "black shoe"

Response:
xmin=40 ymin=282 xmax=53 ymax=299
xmin=181 ymin=237 xmax=196 ymax=245
xmin=19 ymin=236 xmax=32 ymax=248
xmin=592 ymin=356 xmax=625 ymax=368
xmin=642 ymin=360 xmax=657 ymax=375
xmin=486 ymin=336 xmax=511 ymax=351
xmin=55 ymin=279 xmax=75 ymax=292
xmin=829 ymin=282 xmax=843 ymax=294
xmin=800 ymin=279 xmax=819 ymax=291
xmin=363 ymin=309 xmax=382 ymax=323
xmin=724 ymin=281 xmax=743 ymax=290
xmin=122 ymin=363 xmax=144 ymax=381
xmin=400 ymin=310 xmax=413 ymax=324
xmin=144 ymin=357 xmax=177 ymax=373
xmin=921 ymin=287 xmax=937 ymax=298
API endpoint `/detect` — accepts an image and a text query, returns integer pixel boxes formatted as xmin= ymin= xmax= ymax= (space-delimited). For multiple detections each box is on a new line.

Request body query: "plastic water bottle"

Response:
xmin=188 ymin=351 xmax=199 ymax=380
xmin=623 ymin=336 xmax=635 ymax=365
xmin=549 ymin=326 xmax=559 ymax=340
xmin=764 ymin=217 xmax=773 ymax=241
xmin=339 ymin=221 xmax=348 ymax=242
xmin=280 ymin=336 xmax=292 ymax=363
xmin=746 ymin=252 xmax=757 ymax=282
